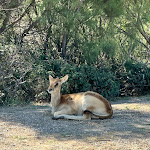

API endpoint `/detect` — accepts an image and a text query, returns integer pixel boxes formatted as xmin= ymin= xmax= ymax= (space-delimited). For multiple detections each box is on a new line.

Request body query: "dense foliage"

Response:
xmin=0 ymin=0 xmax=150 ymax=105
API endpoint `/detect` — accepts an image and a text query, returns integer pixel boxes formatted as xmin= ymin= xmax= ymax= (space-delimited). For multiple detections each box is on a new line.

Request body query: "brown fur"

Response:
xmin=60 ymin=93 xmax=84 ymax=104
xmin=86 ymin=106 xmax=95 ymax=111
xmin=60 ymin=94 xmax=72 ymax=104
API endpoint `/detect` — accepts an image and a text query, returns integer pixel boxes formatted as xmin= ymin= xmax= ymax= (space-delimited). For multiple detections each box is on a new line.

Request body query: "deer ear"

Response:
xmin=49 ymin=75 xmax=53 ymax=80
xmin=60 ymin=75 xmax=68 ymax=84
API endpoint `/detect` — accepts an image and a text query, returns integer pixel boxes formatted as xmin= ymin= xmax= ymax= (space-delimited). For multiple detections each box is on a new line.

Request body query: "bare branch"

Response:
xmin=0 ymin=0 xmax=35 ymax=35
xmin=116 ymin=25 xmax=150 ymax=50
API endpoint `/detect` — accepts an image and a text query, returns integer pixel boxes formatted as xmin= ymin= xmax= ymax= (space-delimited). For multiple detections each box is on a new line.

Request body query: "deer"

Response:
xmin=48 ymin=74 xmax=113 ymax=120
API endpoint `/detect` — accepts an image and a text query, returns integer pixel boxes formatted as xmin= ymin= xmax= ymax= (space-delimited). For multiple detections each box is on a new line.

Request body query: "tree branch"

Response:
xmin=0 ymin=0 xmax=35 ymax=35
xmin=116 ymin=25 xmax=150 ymax=50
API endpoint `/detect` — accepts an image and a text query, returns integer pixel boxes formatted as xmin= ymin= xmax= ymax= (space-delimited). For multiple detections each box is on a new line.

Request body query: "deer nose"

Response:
xmin=48 ymin=88 xmax=52 ymax=93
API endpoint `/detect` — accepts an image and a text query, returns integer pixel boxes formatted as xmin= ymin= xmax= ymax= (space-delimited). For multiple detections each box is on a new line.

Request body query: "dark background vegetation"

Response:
xmin=0 ymin=0 xmax=150 ymax=106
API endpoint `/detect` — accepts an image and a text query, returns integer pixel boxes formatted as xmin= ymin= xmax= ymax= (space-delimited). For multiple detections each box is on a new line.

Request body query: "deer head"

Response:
xmin=48 ymin=75 xmax=68 ymax=94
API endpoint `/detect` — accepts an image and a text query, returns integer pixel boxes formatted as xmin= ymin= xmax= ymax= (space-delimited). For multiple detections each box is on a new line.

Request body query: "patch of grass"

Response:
xmin=133 ymin=105 xmax=140 ymax=109
xmin=48 ymin=140 xmax=56 ymax=144
xmin=14 ymin=136 xmax=28 ymax=140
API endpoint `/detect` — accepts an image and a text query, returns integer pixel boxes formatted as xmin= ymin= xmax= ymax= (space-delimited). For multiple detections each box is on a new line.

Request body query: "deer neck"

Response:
xmin=50 ymin=91 xmax=61 ymax=113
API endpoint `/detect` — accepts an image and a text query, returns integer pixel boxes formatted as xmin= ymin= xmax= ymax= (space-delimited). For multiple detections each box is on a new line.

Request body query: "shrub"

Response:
xmin=1 ymin=56 xmax=149 ymax=106
xmin=47 ymin=60 xmax=120 ymax=98
xmin=117 ymin=60 xmax=150 ymax=96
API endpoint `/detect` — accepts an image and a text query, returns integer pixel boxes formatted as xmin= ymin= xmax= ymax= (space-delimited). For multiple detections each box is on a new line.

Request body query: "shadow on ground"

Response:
xmin=0 ymin=96 xmax=150 ymax=142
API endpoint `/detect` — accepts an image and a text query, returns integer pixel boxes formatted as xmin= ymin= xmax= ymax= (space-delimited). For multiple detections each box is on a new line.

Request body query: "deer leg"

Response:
xmin=52 ymin=110 xmax=68 ymax=120
xmin=53 ymin=110 xmax=91 ymax=120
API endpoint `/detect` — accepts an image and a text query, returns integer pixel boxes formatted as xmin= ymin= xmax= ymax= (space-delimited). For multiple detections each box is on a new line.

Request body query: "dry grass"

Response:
xmin=0 ymin=95 xmax=150 ymax=150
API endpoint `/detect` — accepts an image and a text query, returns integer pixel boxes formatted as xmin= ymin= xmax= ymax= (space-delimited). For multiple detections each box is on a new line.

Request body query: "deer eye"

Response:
xmin=54 ymin=83 xmax=58 ymax=87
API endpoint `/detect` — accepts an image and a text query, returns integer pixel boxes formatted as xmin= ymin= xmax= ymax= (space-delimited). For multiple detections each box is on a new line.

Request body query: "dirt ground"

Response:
xmin=0 ymin=96 xmax=150 ymax=150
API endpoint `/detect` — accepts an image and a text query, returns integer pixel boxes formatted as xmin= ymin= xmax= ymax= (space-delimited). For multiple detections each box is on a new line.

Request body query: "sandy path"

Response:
xmin=0 ymin=96 xmax=150 ymax=150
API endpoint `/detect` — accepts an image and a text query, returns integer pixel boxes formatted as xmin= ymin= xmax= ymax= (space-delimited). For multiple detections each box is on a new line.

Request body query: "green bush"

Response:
xmin=1 ymin=57 xmax=149 ymax=106
xmin=117 ymin=60 xmax=150 ymax=96
xmin=47 ymin=60 xmax=120 ymax=98
xmin=0 ymin=80 xmax=34 ymax=106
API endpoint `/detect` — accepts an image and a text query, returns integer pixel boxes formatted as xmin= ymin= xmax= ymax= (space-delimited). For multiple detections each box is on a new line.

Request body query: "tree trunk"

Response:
xmin=61 ymin=33 xmax=68 ymax=59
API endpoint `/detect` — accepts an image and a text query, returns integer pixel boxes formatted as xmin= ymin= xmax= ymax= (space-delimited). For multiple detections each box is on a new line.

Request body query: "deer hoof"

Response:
xmin=52 ymin=116 xmax=64 ymax=120
xmin=52 ymin=116 xmax=58 ymax=120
